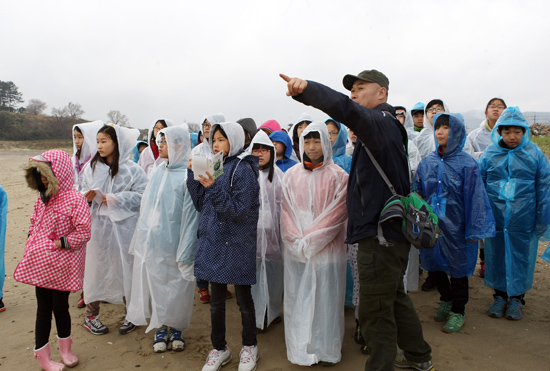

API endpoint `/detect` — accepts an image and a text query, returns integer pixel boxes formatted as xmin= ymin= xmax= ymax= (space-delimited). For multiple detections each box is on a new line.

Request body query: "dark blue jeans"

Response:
xmin=210 ymin=282 xmax=257 ymax=350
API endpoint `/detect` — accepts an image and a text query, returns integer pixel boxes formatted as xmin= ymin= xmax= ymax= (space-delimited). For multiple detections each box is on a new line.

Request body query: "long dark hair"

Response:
xmin=90 ymin=125 xmax=120 ymax=178
xmin=252 ymin=143 xmax=275 ymax=182
xmin=74 ymin=126 xmax=83 ymax=159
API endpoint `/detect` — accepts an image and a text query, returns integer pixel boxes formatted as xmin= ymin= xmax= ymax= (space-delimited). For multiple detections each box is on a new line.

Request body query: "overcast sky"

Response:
xmin=2 ymin=0 xmax=549 ymax=129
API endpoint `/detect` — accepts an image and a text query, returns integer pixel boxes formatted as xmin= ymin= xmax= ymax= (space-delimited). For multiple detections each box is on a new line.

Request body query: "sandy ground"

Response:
xmin=1 ymin=148 xmax=550 ymax=371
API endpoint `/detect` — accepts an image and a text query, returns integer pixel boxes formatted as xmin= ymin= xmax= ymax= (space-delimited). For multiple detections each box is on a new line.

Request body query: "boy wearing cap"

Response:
xmin=281 ymin=70 xmax=433 ymax=371
xmin=411 ymin=102 xmax=425 ymax=133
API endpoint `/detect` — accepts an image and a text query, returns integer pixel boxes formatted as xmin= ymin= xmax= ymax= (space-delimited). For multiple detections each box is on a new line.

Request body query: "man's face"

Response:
xmin=350 ymin=80 xmax=385 ymax=109
xmin=500 ymin=127 xmax=523 ymax=149
xmin=395 ymin=110 xmax=406 ymax=125
xmin=426 ymin=104 xmax=445 ymax=125
xmin=413 ymin=112 xmax=424 ymax=128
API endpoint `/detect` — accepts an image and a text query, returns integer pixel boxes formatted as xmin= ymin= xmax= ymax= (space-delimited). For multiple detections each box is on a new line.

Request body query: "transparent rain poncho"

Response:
xmin=413 ymin=100 xmax=451 ymax=160
xmin=191 ymin=113 xmax=225 ymax=158
xmin=464 ymin=118 xmax=494 ymax=159
xmin=126 ymin=125 xmax=199 ymax=332
xmin=247 ymin=130 xmax=285 ymax=330
xmin=138 ymin=118 xmax=175 ymax=179
xmin=82 ymin=125 xmax=148 ymax=305
xmin=281 ymin=122 xmax=348 ymax=365
xmin=72 ymin=120 xmax=103 ymax=191
xmin=479 ymin=107 xmax=550 ymax=295
xmin=414 ymin=113 xmax=495 ymax=277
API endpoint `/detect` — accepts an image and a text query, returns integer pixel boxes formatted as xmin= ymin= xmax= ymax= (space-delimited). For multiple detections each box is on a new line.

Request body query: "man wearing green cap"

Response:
xmin=280 ymin=71 xmax=434 ymax=371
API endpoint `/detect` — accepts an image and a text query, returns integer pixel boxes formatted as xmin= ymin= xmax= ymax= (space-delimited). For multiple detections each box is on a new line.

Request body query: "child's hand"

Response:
xmin=198 ymin=171 xmax=215 ymax=188
xmin=187 ymin=158 xmax=193 ymax=170
xmin=53 ymin=240 xmax=62 ymax=248
xmin=84 ymin=190 xmax=96 ymax=202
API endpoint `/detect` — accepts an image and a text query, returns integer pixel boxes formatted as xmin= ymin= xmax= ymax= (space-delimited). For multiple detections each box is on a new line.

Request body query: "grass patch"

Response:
xmin=532 ymin=136 xmax=550 ymax=156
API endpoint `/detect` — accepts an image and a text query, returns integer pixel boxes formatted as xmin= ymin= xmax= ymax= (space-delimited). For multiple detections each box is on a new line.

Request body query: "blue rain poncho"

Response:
xmin=414 ymin=113 xmax=496 ymax=277
xmin=269 ymin=131 xmax=298 ymax=173
xmin=247 ymin=131 xmax=285 ymax=330
xmin=325 ymin=119 xmax=352 ymax=174
xmin=0 ymin=185 xmax=6 ymax=299
xmin=132 ymin=140 xmax=148 ymax=163
xmin=478 ymin=107 xmax=550 ymax=296
xmin=126 ymin=125 xmax=199 ymax=332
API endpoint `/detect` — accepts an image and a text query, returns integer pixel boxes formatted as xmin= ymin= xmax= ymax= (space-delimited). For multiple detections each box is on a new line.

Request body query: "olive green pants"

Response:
xmin=358 ymin=236 xmax=431 ymax=371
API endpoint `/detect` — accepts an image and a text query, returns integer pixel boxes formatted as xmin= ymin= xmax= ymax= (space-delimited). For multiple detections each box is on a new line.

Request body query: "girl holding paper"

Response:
xmin=81 ymin=124 xmax=147 ymax=336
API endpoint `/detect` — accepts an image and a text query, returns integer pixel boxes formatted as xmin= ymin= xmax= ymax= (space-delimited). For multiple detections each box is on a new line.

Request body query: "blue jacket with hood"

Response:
xmin=479 ymin=107 xmax=550 ymax=295
xmin=414 ymin=113 xmax=495 ymax=277
xmin=269 ymin=131 xmax=298 ymax=173
xmin=187 ymin=122 xmax=260 ymax=285
xmin=326 ymin=119 xmax=352 ymax=174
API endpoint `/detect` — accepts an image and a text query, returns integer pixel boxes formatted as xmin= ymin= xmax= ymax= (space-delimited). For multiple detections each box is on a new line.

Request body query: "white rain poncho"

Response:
xmin=413 ymin=100 xmax=450 ymax=160
xmin=247 ymin=131 xmax=285 ymax=330
xmin=464 ymin=118 xmax=493 ymax=159
xmin=82 ymin=125 xmax=148 ymax=305
xmin=72 ymin=120 xmax=103 ymax=191
xmin=191 ymin=113 xmax=225 ymax=157
xmin=138 ymin=118 xmax=175 ymax=179
xmin=126 ymin=125 xmax=199 ymax=332
xmin=281 ymin=122 xmax=348 ymax=365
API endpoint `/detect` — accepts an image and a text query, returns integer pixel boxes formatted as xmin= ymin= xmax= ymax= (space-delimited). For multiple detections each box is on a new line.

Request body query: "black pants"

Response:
xmin=431 ymin=271 xmax=469 ymax=315
xmin=210 ymin=282 xmax=256 ymax=350
xmin=35 ymin=287 xmax=71 ymax=349
xmin=494 ymin=290 xmax=525 ymax=305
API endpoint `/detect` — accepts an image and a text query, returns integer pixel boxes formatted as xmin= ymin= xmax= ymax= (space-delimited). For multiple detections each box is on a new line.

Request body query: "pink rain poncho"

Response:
xmin=81 ymin=125 xmax=148 ymax=305
xmin=247 ymin=130 xmax=285 ymax=330
xmin=126 ymin=125 xmax=199 ymax=332
xmin=281 ymin=122 xmax=348 ymax=365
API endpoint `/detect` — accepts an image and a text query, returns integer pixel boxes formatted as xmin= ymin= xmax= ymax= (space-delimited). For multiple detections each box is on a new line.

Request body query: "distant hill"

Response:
xmin=458 ymin=110 xmax=550 ymax=134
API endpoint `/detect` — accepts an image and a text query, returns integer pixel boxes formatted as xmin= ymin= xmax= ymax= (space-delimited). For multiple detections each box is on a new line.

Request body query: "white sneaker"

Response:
xmin=238 ymin=345 xmax=258 ymax=371
xmin=202 ymin=346 xmax=231 ymax=371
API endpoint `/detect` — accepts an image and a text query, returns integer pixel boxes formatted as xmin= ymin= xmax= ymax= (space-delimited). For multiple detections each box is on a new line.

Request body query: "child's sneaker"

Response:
xmin=486 ymin=296 xmax=507 ymax=318
xmin=238 ymin=345 xmax=258 ymax=371
xmin=77 ymin=292 xmax=85 ymax=308
xmin=84 ymin=315 xmax=109 ymax=335
xmin=505 ymin=298 xmax=523 ymax=320
xmin=0 ymin=297 xmax=5 ymax=312
xmin=442 ymin=312 xmax=465 ymax=333
xmin=119 ymin=319 xmax=136 ymax=334
xmin=394 ymin=351 xmax=434 ymax=371
xmin=153 ymin=328 xmax=169 ymax=353
xmin=169 ymin=328 xmax=185 ymax=351
xmin=478 ymin=261 xmax=485 ymax=278
xmin=202 ymin=346 xmax=231 ymax=371
xmin=434 ymin=301 xmax=452 ymax=322
xmin=199 ymin=288 xmax=211 ymax=304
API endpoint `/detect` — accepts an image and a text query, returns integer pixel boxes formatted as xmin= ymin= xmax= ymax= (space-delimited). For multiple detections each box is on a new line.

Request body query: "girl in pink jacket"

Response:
xmin=14 ymin=150 xmax=91 ymax=371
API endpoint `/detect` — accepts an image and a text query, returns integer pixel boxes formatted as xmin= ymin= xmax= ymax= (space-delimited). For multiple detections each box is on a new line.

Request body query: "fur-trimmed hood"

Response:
xmin=25 ymin=150 xmax=73 ymax=197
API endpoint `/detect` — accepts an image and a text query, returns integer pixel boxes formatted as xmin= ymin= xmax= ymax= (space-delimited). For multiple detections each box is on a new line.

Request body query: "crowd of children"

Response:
xmin=8 ymin=77 xmax=550 ymax=371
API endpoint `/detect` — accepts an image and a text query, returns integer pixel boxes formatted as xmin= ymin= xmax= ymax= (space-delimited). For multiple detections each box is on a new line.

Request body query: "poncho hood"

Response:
xmin=210 ymin=121 xmax=245 ymax=158
xmin=202 ymin=113 xmax=225 ymax=140
xmin=269 ymin=130 xmax=294 ymax=159
xmin=236 ymin=117 xmax=257 ymax=143
xmin=157 ymin=125 xmax=192 ymax=168
xmin=410 ymin=101 xmax=425 ymax=115
xmin=325 ymin=119 xmax=348 ymax=158
xmin=114 ymin=125 xmax=141 ymax=163
xmin=73 ymin=120 xmax=104 ymax=165
xmin=299 ymin=121 xmax=333 ymax=167
xmin=491 ymin=106 xmax=531 ymax=150
xmin=433 ymin=112 xmax=466 ymax=155
xmin=132 ymin=141 xmax=148 ymax=163
xmin=258 ymin=120 xmax=281 ymax=134
xmin=147 ymin=118 xmax=175 ymax=144
xmin=248 ymin=130 xmax=276 ymax=168
xmin=25 ymin=150 xmax=73 ymax=196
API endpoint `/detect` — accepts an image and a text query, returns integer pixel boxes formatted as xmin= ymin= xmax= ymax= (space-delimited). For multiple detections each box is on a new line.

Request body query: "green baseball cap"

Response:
xmin=343 ymin=69 xmax=389 ymax=91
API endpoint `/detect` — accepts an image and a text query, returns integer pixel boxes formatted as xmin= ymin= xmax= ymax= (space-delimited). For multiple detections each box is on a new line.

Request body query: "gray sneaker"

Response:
xmin=394 ymin=351 xmax=434 ymax=371
xmin=119 ymin=319 xmax=136 ymax=334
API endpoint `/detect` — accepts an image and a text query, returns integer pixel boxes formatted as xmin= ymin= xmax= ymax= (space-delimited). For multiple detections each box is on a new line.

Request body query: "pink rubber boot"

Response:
xmin=57 ymin=336 xmax=79 ymax=368
xmin=34 ymin=343 xmax=65 ymax=371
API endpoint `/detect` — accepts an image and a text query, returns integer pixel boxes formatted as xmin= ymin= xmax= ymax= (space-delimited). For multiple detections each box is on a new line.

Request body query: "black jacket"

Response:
xmin=294 ymin=80 xmax=410 ymax=243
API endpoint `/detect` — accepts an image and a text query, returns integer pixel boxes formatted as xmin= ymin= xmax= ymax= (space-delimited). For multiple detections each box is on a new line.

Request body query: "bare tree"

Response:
xmin=51 ymin=106 xmax=68 ymax=117
xmin=106 ymin=110 xmax=131 ymax=127
xmin=26 ymin=99 xmax=47 ymax=115
xmin=66 ymin=102 xmax=85 ymax=118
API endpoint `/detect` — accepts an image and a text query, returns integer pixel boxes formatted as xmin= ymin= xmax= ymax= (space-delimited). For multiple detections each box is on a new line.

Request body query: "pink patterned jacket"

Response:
xmin=14 ymin=150 xmax=91 ymax=291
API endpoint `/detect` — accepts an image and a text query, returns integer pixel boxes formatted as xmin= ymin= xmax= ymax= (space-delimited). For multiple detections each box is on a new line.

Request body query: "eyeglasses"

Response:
xmin=203 ymin=123 xmax=211 ymax=129
xmin=488 ymin=105 xmax=506 ymax=109
xmin=252 ymin=148 xmax=269 ymax=154
xmin=158 ymin=140 xmax=167 ymax=146
xmin=427 ymin=106 xmax=445 ymax=114
xmin=328 ymin=131 xmax=339 ymax=137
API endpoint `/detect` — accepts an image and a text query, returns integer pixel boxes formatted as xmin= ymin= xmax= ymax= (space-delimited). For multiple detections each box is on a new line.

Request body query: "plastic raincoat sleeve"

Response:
xmin=463 ymin=162 xmax=496 ymax=240
xmin=535 ymin=152 xmax=550 ymax=239
xmin=105 ymin=173 xmax=148 ymax=222
xmin=177 ymin=188 xmax=199 ymax=265
xmin=65 ymin=196 xmax=92 ymax=251
xmin=205 ymin=163 xmax=260 ymax=221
